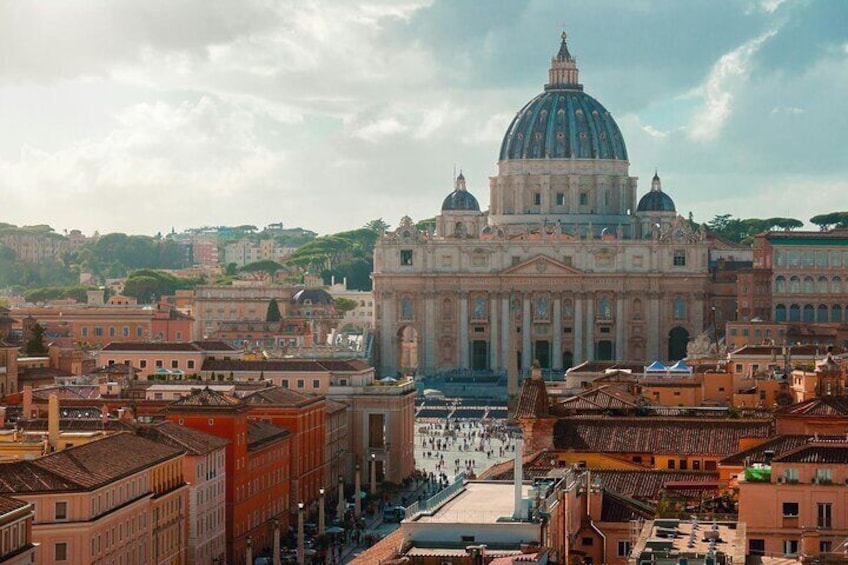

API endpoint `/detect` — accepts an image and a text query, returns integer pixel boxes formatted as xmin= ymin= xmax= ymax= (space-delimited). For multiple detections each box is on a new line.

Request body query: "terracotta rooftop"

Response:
xmin=601 ymin=489 xmax=655 ymax=522
xmin=0 ymin=495 xmax=30 ymax=516
xmin=34 ymin=433 xmax=183 ymax=489
xmin=591 ymin=469 xmax=722 ymax=501
xmin=247 ymin=420 xmax=290 ymax=451
xmin=557 ymin=385 xmax=640 ymax=412
xmin=721 ymin=435 xmax=810 ymax=465
xmin=778 ymin=397 xmax=848 ymax=416
xmin=730 ymin=344 xmax=840 ymax=357
xmin=168 ymin=386 xmax=243 ymax=409
xmin=242 ymin=386 xmax=320 ymax=408
xmin=136 ymin=421 xmax=230 ymax=455
xmin=553 ymin=417 xmax=773 ymax=456
xmin=30 ymin=385 xmax=101 ymax=401
xmin=325 ymin=398 xmax=348 ymax=414
xmin=0 ymin=433 xmax=182 ymax=493
xmin=514 ymin=377 xmax=549 ymax=419
xmin=348 ymin=528 xmax=403 ymax=564
xmin=774 ymin=443 xmax=848 ymax=464
xmin=100 ymin=341 xmax=237 ymax=352
xmin=201 ymin=358 xmax=370 ymax=373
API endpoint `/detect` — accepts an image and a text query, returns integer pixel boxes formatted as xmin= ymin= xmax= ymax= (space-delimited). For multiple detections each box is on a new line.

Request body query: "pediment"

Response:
xmin=501 ymin=255 xmax=584 ymax=276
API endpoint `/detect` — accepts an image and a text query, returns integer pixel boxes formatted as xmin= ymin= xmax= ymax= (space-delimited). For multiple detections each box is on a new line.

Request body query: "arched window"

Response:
xmin=472 ymin=296 xmax=487 ymax=320
xmin=818 ymin=277 xmax=828 ymax=294
xmin=441 ymin=298 xmax=452 ymax=320
xmin=401 ymin=297 xmax=414 ymax=320
xmin=833 ymin=276 xmax=842 ymax=294
xmin=632 ymin=298 xmax=643 ymax=320
xmin=803 ymin=304 xmax=814 ymax=322
xmin=789 ymin=276 xmax=801 ymax=293
xmin=597 ymin=296 xmax=611 ymax=319
xmin=454 ymin=222 xmax=465 ymax=237
xmin=673 ymin=297 xmax=686 ymax=320
xmin=562 ymin=299 xmax=573 ymax=319
xmin=775 ymin=276 xmax=786 ymax=293
xmin=789 ymin=304 xmax=801 ymax=322
xmin=803 ymin=276 xmax=815 ymax=294
xmin=831 ymin=305 xmax=842 ymax=322
xmin=817 ymin=304 xmax=829 ymax=322
xmin=534 ymin=296 xmax=550 ymax=320
xmin=831 ymin=251 xmax=842 ymax=268
xmin=775 ymin=304 xmax=787 ymax=321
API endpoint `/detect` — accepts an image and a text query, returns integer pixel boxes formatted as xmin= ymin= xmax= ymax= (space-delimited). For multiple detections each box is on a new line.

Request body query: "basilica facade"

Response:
xmin=372 ymin=33 xmax=711 ymax=388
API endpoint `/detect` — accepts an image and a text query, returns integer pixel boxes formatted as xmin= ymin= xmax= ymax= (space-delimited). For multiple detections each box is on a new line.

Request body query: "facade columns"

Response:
xmin=615 ymin=293 xmax=625 ymax=360
xmin=553 ymin=296 xmax=562 ymax=370
xmin=522 ymin=296 xmax=532 ymax=370
xmin=489 ymin=293 xmax=499 ymax=370
xmin=379 ymin=293 xmax=395 ymax=376
xmin=458 ymin=293 xmax=469 ymax=370
xmin=501 ymin=295 xmax=511 ymax=374
xmin=585 ymin=293 xmax=595 ymax=362
xmin=573 ymin=294 xmax=584 ymax=365
xmin=648 ymin=292 xmax=661 ymax=361
xmin=424 ymin=293 xmax=436 ymax=372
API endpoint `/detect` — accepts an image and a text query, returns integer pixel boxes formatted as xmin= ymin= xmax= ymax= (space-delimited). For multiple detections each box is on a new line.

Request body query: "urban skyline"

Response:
xmin=2 ymin=0 xmax=848 ymax=237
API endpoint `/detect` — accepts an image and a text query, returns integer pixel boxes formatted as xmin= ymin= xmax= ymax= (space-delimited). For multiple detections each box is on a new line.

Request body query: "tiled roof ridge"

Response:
xmin=719 ymin=434 xmax=808 ymax=464
xmin=602 ymin=488 xmax=656 ymax=517
xmin=1 ymin=460 xmax=87 ymax=492
xmin=772 ymin=439 xmax=848 ymax=463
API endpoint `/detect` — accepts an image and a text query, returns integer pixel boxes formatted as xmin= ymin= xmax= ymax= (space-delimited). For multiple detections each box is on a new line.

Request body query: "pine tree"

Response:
xmin=266 ymin=298 xmax=282 ymax=322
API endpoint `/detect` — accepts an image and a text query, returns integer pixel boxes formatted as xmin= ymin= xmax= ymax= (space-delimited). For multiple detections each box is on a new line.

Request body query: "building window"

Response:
xmin=81 ymin=326 xmax=89 ymax=337
xmin=109 ymin=326 xmax=116 ymax=337
xmin=617 ymin=540 xmax=631 ymax=557
xmin=400 ymin=249 xmax=413 ymax=266
xmin=187 ymin=360 xmax=195 ymax=370
xmin=122 ymin=326 xmax=129 ymax=337
xmin=818 ymin=503 xmax=832 ymax=529
xmin=815 ymin=468 xmax=833 ymax=484
xmin=673 ymin=297 xmax=686 ymax=320
xmin=400 ymin=297 xmax=413 ymax=320
xmin=582 ymin=537 xmax=594 ymax=546
xmin=140 ymin=360 xmax=147 ymax=369
xmin=597 ymin=297 xmax=611 ymax=320
xmin=532 ymin=193 xmax=541 ymax=206
xmin=673 ymin=250 xmax=686 ymax=266
xmin=55 ymin=543 xmax=68 ymax=561
xmin=176 ymin=331 xmax=182 ymax=341
xmin=94 ymin=326 xmax=103 ymax=337
xmin=136 ymin=326 xmax=143 ymax=337
xmin=782 ymin=502 xmax=799 ymax=517
xmin=749 ymin=539 xmax=765 ymax=556
xmin=171 ymin=360 xmax=179 ymax=369
xmin=155 ymin=360 xmax=163 ymax=368
xmin=312 ymin=379 xmax=320 ymax=389
xmin=55 ymin=501 xmax=68 ymax=520
xmin=297 ymin=379 xmax=304 ymax=389
xmin=556 ymin=192 xmax=565 ymax=206
xmin=784 ymin=540 xmax=799 ymax=556
xmin=281 ymin=380 xmax=289 ymax=389
xmin=579 ymin=193 xmax=588 ymax=206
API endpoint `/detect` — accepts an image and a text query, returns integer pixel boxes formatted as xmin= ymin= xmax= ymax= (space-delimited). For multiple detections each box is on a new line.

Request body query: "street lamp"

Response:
xmin=297 ymin=502 xmax=305 ymax=565
xmin=370 ymin=452 xmax=377 ymax=495
xmin=273 ymin=519 xmax=281 ymax=565
xmin=354 ymin=464 xmax=362 ymax=518
xmin=337 ymin=475 xmax=345 ymax=519
xmin=246 ymin=535 xmax=253 ymax=565
xmin=318 ymin=487 xmax=326 ymax=536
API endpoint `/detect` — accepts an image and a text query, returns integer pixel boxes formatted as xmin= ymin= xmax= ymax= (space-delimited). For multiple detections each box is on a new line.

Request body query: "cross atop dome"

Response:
xmin=547 ymin=30 xmax=581 ymax=90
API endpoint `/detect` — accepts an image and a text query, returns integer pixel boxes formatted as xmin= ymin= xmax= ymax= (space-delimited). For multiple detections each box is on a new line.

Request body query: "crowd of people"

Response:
xmin=417 ymin=419 xmax=516 ymax=478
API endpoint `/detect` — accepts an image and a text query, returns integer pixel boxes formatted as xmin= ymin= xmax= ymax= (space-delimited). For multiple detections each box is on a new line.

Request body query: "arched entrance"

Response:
xmin=397 ymin=325 xmax=419 ymax=375
xmin=668 ymin=326 xmax=690 ymax=362
xmin=596 ymin=340 xmax=614 ymax=361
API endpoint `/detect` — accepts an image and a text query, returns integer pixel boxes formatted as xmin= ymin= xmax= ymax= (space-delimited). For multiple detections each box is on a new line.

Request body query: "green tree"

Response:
xmin=266 ymin=298 xmax=282 ymax=322
xmin=364 ymin=218 xmax=390 ymax=233
xmin=25 ymin=324 xmax=48 ymax=356
xmin=239 ymin=260 xmax=283 ymax=277
xmin=334 ymin=297 xmax=358 ymax=313
xmin=810 ymin=212 xmax=848 ymax=231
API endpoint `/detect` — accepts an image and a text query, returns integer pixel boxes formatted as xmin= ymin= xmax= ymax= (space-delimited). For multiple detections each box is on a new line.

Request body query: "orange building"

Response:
xmin=96 ymin=340 xmax=241 ymax=379
xmin=242 ymin=387 xmax=326 ymax=513
xmin=0 ymin=495 xmax=35 ymax=564
xmin=165 ymin=387 xmax=291 ymax=565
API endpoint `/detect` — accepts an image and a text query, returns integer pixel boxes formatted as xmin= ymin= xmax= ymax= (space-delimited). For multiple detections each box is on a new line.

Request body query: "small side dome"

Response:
xmin=292 ymin=288 xmax=334 ymax=305
xmin=441 ymin=171 xmax=480 ymax=212
xmin=636 ymin=171 xmax=676 ymax=212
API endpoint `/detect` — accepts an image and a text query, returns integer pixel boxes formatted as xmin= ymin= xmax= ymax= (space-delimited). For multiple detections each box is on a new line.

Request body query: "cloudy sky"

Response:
xmin=1 ymin=0 xmax=847 ymax=236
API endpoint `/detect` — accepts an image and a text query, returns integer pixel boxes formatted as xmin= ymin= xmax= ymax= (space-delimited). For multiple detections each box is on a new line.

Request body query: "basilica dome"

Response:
xmin=636 ymin=172 xmax=676 ymax=213
xmin=441 ymin=172 xmax=480 ymax=212
xmin=499 ymin=33 xmax=628 ymax=162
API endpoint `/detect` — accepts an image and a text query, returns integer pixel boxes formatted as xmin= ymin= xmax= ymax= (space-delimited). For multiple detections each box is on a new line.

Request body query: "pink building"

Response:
xmin=0 ymin=495 xmax=35 ymax=564
xmin=0 ymin=433 xmax=188 ymax=565
xmin=137 ymin=421 xmax=228 ymax=565
xmin=96 ymin=341 xmax=241 ymax=379
xmin=738 ymin=439 xmax=848 ymax=558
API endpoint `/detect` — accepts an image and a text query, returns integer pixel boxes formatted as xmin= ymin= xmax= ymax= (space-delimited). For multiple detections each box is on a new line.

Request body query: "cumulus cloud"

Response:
xmin=689 ymin=29 xmax=777 ymax=141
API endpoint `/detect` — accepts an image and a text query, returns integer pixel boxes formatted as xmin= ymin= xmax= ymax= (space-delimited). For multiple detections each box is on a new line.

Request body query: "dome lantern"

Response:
xmin=547 ymin=31 xmax=582 ymax=91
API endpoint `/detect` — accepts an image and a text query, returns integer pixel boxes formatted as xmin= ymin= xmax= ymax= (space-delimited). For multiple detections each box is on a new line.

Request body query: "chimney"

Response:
xmin=101 ymin=405 xmax=109 ymax=424
xmin=513 ymin=435 xmax=524 ymax=519
xmin=48 ymin=393 xmax=60 ymax=451
xmin=22 ymin=386 xmax=33 ymax=419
